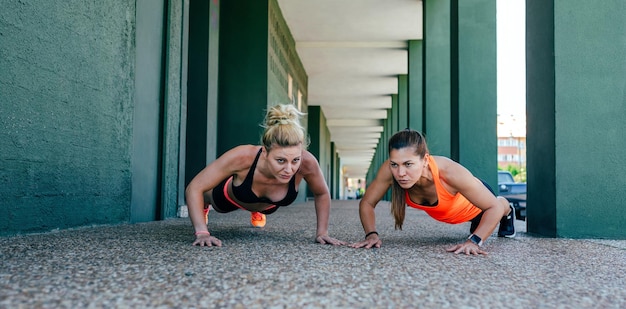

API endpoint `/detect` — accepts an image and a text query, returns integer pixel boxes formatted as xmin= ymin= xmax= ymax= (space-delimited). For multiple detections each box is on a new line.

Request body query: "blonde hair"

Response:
xmin=261 ymin=104 xmax=308 ymax=151
xmin=389 ymin=129 xmax=429 ymax=230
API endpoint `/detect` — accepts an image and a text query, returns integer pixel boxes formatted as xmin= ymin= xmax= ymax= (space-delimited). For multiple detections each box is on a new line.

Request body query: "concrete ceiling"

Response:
xmin=277 ymin=0 xmax=423 ymax=179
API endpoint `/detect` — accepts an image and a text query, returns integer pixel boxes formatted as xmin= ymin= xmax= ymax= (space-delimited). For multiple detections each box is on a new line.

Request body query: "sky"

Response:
xmin=496 ymin=0 xmax=526 ymax=136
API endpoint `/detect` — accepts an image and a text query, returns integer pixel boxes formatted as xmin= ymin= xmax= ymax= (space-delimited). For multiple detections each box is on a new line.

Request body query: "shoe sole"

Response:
xmin=251 ymin=213 xmax=266 ymax=228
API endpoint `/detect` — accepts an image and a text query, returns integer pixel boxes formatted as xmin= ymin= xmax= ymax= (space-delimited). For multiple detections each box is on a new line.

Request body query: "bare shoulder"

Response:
xmin=218 ymin=145 xmax=261 ymax=171
xmin=432 ymin=155 xmax=453 ymax=163
xmin=432 ymin=155 xmax=473 ymax=183
xmin=431 ymin=155 xmax=458 ymax=171
xmin=299 ymin=150 xmax=322 ymax=174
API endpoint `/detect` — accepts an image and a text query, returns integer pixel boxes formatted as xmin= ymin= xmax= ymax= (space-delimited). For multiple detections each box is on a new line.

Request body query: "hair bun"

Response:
xmin=261 ymin=104 xmax=309 ymax=150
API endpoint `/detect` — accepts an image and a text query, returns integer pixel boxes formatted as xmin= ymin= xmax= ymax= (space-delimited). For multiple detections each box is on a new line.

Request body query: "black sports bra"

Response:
xmin=230 ymin=148 xmax=299 ymax=206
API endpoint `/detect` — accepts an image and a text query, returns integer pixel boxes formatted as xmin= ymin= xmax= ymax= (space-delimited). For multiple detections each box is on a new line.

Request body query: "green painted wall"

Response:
xmin=162 ymin=0 xmax=187 ymax=218
xmin=457 ymin=0 xmax=497 ymax=189
xmin=391 ymin=94 xmax=399 ymax=133
xmin=382 ymin=109 xmax=393 ymax=201
xmin=186 ymin=0 xmax=220 ymax=186
xmin=306 ymin=106 xmax=331 ymax=200
xmin=185 ymin=0 xmax=209 ymax=185
xmin=528 ymin=0 xmax=626 ymax=238
xmin=268 ymin=0 xmax=308 ymax=109
xmin=307 ymin=106 xmax=321 ymax=199
xmin=217 ymin=0 xmax=311 ymax=201
xmin=526 ymin=0 xmax=557 ymax=237
xmin=0 ymin=0 xmax=136 ymax=235
xmin=331 ymin=142 xmax=339 ymax=199
xmin=206 ymin=1 xmax=221 ymax=164
xmin=554 ymin=0 xmax=625 ymax=239
xmin=217 ymin=0 xmax=269 ymax=154
xmin=422 ymin=0 xmax=497 ymax=187
xmin=218 ymin=0 xmax=307 ymax=156
xmin=423 ymin=0 xmax=452 ymax=157
xmin=398 ymin=75 xmax=409 ymax=131
xmin=408 ymin=40 xmax=424 ymax=132
xmin=531 ymin=0 xmax=626 ymax=238
xmin=131 ymin=0 xmax=166 ymax=223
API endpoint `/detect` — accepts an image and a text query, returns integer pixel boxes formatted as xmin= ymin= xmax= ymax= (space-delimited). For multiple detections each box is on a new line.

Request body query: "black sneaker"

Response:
xmin=498 ymin=204 xmax=516 ymax=238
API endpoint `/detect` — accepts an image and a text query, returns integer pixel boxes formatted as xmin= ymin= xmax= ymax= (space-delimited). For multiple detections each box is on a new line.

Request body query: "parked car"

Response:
xmin=497 ymin=171 xmax=526 ymax=221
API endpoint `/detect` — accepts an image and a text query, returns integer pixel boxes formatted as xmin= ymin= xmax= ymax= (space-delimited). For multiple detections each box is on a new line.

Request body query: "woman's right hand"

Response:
xmin=192 ymin=233 xmax=222 ymax=247
xmin=349 ymin=235 xmax=382 ymax=249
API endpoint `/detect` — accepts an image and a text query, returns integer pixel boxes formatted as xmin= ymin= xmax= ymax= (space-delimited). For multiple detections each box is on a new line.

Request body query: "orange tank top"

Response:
xmin=404 ymin=156 xmax=482 ymax=224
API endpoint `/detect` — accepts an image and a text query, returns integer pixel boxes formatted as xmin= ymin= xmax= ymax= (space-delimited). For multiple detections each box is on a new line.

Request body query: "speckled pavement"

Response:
xmin=1 ymin=200 xmax=625 ymax=308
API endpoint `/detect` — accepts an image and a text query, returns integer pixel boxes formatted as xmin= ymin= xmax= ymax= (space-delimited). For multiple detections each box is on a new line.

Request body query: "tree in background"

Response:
xmin=498 ymin=165 xmax=526 ymax=183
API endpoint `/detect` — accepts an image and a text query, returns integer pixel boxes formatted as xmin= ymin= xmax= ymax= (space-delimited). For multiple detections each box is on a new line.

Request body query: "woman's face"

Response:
xmin=389 ymin=147 xmax=428 ymax=189
xmin=266 ymin=145 xmax=303 ymax=183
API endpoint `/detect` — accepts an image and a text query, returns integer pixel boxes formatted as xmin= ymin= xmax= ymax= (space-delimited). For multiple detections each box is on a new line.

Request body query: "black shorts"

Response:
xmin=210 ymin=176 xmax=279 ymax=215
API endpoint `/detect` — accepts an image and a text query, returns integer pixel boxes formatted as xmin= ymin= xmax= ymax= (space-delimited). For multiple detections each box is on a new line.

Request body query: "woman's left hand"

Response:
xmin=446 ymin=240 xmax=488 ymax=255
xmin=315 ymin=234 xmax=347 ymax=246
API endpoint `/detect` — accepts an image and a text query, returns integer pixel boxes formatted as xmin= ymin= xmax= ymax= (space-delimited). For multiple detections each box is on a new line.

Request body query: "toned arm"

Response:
xmin=299 ymin=150 xmax=346 ymax=245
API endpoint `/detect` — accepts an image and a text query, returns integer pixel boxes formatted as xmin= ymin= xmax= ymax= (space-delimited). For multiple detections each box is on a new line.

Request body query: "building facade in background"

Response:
xmin=497 ymin=114 xmax=526 ymax=171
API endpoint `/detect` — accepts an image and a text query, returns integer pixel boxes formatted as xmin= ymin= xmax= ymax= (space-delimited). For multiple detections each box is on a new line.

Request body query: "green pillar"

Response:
xmin=368 ymin=136 xmax=383 ymax=185
xmin=385 ymin=109 xmax=392 ymax=158
xmin=423 ymin=0 xmax=497 ymax=187
xmin=408 ymin=40 xmax=424 ymax=132
xmin=383 ymin=109 xmax=393 ymax=201
xmin=456 ymin=0 xmax=497 ymax=188
xmin=186 ymin=0 xmax=220 ymax=185
xmin=218 ymin=0 xmax=269 ymax=155
xmin=331 ymin=142 xmax=339 ymax=199
xmin=398 ymin=75 xmax=408 ymax=131
xmin=308 ymin=107 xmax=322 ymax=162
xmin=391 ymin=94 xmax=399 ymax=133
xmin=218 ymin=0 xmax=307 ymax=156
xmin=527 ymin=0 xmax=626 ymax=239
xmin=423 ymin=0 xmax=452 ymax=157
xmin=307 ymin=106 xmax=322 ymax=200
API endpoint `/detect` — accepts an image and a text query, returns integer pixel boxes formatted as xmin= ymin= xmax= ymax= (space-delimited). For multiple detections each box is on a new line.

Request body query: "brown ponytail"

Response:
xmin=391 ymin=181 xmax=406 ymax=230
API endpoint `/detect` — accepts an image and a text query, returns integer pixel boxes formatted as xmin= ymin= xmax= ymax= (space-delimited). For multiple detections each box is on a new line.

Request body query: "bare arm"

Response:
xmin=300 ymin=151 xmax=345 ymax=245
xmin=435 ymin=157 xmax=509 ymax=254
xmin=350 ymin=160 xmax=394 ymax=248
xmin=185 ymin=145 xmax=258 ymax=246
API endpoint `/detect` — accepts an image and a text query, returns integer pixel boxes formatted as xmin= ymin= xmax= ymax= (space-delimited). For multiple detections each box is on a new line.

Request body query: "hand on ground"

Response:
xmin=315 ymin=235 xmax=347 ymax=246
xmin=349 ymin=236 xmax=382 ymax=249
xmin=446 ymin=241 xmax=487 ymax=256
xmin=193 ymin=234 xmax=222 ymax=247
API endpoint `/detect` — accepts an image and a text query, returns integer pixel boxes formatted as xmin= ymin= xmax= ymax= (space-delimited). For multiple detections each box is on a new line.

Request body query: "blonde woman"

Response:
xmin=350 ymin=129 xmax=515 ymax=255
xmin=185 ymin=104 xmax=345 ymax=247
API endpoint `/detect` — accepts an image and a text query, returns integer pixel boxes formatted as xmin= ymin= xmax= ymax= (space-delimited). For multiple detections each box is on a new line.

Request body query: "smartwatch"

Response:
xmin=468 ymin=234 xmax=483 ymax=247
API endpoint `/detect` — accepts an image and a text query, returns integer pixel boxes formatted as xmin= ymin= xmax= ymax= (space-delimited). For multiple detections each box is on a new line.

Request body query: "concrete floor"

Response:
xmin=1 ymin=200 xmax=625 ymax=308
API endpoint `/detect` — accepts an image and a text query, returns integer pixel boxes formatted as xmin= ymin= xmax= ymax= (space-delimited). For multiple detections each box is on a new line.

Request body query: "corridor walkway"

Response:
xmin=2 ymin=200 xmax=625 ymax=308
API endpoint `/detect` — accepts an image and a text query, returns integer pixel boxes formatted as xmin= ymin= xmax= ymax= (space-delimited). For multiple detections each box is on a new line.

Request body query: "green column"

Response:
xmin=218 ymin=0 xmax=269 ymax=155
xmin=398 ymin=75 xmax=408 ymax=131
xmin=456 ymin=0 xmax=497 ymax=188
xmin=307 ymin=106 xmax=322 ymax=200
xmin=391 ymin=94 xmax=399 ymax=133
xmin=384 ymin=109 xmax=393 ymax=201
xmin=408 ymin=40 xmax=424 ymax=132
xmin=308 ymin=107 xmax=322 ymax=162
xmin=423 ymin=0 xmax=452 ymax=156
xmin=331 ymin=142 xmax=339 ymax=199
xmin=527 ymin=0 xmax=626 ymax=238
